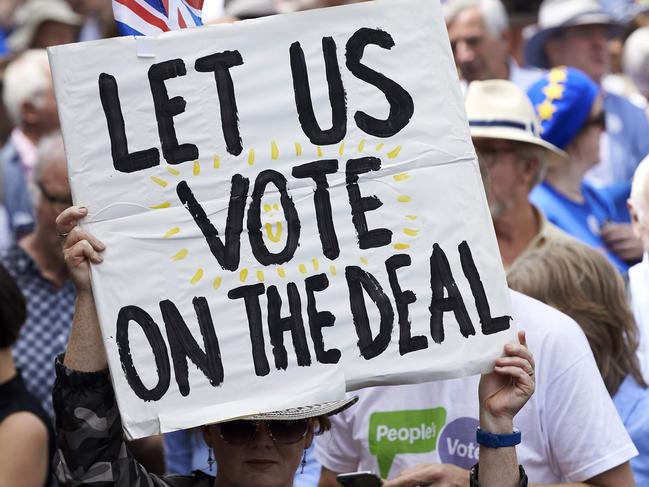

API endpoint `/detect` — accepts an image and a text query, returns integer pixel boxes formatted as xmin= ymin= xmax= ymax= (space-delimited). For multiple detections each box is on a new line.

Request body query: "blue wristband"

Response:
xmin=476 ymin=428 xmax=521 ymax=448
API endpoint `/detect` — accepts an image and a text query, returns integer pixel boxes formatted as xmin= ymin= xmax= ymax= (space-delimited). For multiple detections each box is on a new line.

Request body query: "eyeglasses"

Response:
xmin=36 ymin=180 xmax=73 ymax=210
xmin=475 ymin=145 xmax=521 ymax=167
xmin=217 ymin=419 xmax=310 ymax=445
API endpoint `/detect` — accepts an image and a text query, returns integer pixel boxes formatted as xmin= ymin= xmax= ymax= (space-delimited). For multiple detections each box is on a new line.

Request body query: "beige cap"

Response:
xmin=8 ymin=0 xmax=83 ymax=52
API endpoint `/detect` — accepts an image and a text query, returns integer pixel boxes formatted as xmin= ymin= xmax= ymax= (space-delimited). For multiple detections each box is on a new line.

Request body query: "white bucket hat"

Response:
xmin=523 ymin=0 xmax=620 ymax=69
xmin=8 ymin=0 xmax=83 ymax=53
xmin=465 ymin=79 xmax=567 ymax=165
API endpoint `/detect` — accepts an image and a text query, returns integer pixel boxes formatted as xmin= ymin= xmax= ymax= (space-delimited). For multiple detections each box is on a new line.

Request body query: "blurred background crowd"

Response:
xmin=1 ymin=0 xmax=649 ymax=486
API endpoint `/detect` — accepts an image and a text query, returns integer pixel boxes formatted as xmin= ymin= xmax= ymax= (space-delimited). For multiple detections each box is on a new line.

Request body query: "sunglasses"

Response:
xmin=581 ymin=111 xmax=606 ymax=132
xmin=217 ymin=419 xmax=310 ymax=445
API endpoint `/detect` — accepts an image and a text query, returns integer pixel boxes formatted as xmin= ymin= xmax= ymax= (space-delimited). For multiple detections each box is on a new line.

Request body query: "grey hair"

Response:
xmin=2 ymin=49 xmax=51 ymax=127
xmin=443 ymin=0 xmax=509 ymax=37
xmin=514 ymin=142 xmax=547 ymax=189
xmin=630 ymin=155 xmax=649 ymax=223
xmin=30 ymin=132 xmax=67 ymax=205
xmin=623 ymin=27 xmax=649 ymax=97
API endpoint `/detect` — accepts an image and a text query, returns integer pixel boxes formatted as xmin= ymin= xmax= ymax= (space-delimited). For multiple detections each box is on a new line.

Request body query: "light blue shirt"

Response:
xmin=530 ymin=180 xmax=628 ymax=272
xmin=613 ymin=376 xmax=649 ymax=485
xmin=164 ymin=429 xmax=322 ymax=486
xmin=588 ymin=91 xmax=649 ymax=186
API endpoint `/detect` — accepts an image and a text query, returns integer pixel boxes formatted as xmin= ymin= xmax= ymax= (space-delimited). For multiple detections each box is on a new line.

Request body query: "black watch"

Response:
xmin=470 ymin=464 xmax=528 ymax=487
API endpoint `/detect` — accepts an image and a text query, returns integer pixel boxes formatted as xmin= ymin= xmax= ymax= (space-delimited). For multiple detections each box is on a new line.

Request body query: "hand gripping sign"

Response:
xmin=48 ymin=0 xmax=515 ymax=438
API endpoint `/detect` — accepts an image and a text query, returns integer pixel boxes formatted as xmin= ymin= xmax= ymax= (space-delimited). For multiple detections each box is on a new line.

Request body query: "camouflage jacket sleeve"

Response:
xmin=52 ymin=356 xmax=211 ymax=487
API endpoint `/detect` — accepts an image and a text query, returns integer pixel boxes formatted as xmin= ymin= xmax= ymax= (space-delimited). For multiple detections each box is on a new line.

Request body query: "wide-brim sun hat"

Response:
xmin=8 ymin=0 xmax=83 ymax=53
xmin=465 ymin=79 xmax=567 ymax=165
xmin=601 ymin=0 xmax=649 ymax=23
xmin=523 ymin=0 xmax=621 ymax=69
xmin=232 ymin=396 xmax=358 ymax=422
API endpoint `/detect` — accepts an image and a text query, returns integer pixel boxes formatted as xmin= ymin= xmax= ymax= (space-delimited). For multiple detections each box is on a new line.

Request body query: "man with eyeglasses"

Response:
xmin=465 ymin=79 xmax=573 ymax=269
xmin=0 ymin=132 xmax=75 ymax=418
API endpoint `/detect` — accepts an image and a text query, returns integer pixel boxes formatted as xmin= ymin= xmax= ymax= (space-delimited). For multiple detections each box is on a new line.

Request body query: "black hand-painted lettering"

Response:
xmin=195 ymin=51 xmax=244 ymax=156
xmin=160 ymin=297 xmax=224 ymax=397
xmin=346 ymin=157 xmax=392 ymax=249
xmin=305 ymin=274 xmax=341 ymax=364
xmin=267 ymin=283 xmax=312 ymax=370
xmin=458 ymin=241 xmax=511 ymax=335
xmin=148 ymin=59 xmax=198 ymax=165
xmin=228 ymin=284 xmax=270 ymax=376
xmin=116 ymin=306 xmax=170 ymax=401
xmin=345 ymin=28 xmax=414 ymax=138
xmin=290 ymin=37 xmax=347 ymax=145
xmin=345 ymin=266 xmax=394 ymax=359
xmin=248 ymin=170 xmax=301 ymax=265
xmin=292 ymin=159 xmax=340 ymax=259
xmin=98 ymin=73 xmax=160 ymax=173
xmin=386 ymin=254 xmax=427 ymax=355
xmin=429 ymin=243 xmax=475 ymax=343
xmin=177 ymin=176 xmax=248 ymax=271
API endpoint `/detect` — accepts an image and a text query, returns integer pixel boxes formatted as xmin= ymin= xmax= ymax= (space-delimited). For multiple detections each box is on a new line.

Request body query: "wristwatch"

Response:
xmin=470 ymin=464 xmax=528 ymax=487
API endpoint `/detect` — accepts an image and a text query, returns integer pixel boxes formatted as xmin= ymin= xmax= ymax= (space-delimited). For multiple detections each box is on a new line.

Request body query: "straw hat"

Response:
xmin=243 ymin=396 xmax=358 ymax=421
xmin=465 ymin=79 xmax=567 ymax=164
xmin=523 ymin=0 xmax=620 ymax=69
xmin=8 ymin=0 xmax=82 ymax=52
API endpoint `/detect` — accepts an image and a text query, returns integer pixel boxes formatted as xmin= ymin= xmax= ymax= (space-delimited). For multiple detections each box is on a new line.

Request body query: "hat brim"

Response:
xmin=237 ymin=396 xmax=359 ymax=421
xmin=471 ymin=126 xmax=568 ymax=165
xmin=524 ymin=15 xmax=622 ymax=69
xmin=8 ymin=10 xmax=82 ymax=52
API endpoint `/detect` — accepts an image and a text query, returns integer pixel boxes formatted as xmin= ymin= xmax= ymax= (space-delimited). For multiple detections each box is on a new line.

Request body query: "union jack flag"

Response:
xmin=112 ymin=0 xmax=204 ymax=36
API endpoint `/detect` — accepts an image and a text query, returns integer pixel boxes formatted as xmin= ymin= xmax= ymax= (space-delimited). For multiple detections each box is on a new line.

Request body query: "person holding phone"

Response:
xmin=53 ymin=205 xmax=535 ymax=487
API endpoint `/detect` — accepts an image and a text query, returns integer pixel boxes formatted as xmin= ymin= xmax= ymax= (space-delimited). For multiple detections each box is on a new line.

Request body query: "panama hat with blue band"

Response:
xmin=465 ymin=79 xmax=567 ymax=166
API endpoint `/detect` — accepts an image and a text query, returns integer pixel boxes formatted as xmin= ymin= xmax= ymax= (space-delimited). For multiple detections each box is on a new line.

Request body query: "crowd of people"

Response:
xmin=1 ymin=0 xmax=649 ymax=486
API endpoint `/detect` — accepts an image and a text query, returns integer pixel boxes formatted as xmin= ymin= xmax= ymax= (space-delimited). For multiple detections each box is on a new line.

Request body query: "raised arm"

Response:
xmin=57 ymin=206 xmax=106 ymax=372
xmin=53 ymin=206 xmax=169 ymax=487
xmin=476 ymin=330 xmax=534 ymax=487
xmin=381 ymin=331 xmax=535 ymax=487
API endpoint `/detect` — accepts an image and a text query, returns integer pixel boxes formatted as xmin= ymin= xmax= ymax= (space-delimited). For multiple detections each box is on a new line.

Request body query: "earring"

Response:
xmin=207 ymin=448 xmax=215 ymax=471
xmin=300 ymin=449 xmax=307 ymax=474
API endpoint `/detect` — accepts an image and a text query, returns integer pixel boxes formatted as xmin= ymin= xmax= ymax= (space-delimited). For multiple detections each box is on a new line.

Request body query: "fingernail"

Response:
xmin=79 ymin=206 xmax=88 ymax=213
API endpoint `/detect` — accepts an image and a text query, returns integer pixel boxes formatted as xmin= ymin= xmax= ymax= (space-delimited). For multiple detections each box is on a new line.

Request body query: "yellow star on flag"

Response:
xmin=543 ymin=83 xmax=565 ymax=100
xmin=549 ymin=68 xmax=567 ymax=83
xmin=537 ymin=100 xmax=557 ymax=121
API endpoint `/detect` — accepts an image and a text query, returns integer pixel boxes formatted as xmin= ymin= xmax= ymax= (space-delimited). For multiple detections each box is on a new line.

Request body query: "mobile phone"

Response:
xmin=336 ymin=471 xmax=383 ymax=487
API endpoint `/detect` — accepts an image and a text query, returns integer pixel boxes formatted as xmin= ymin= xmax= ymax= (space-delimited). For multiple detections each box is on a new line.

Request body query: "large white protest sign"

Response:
xmin=49 ymin=0 xmax=515 ymax=438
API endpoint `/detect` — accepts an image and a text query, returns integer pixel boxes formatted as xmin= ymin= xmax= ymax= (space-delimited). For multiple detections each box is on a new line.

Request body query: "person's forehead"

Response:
xmin=448 ymin=6 xmax=488 ymax=35
xmin=472 ymin=137 xmax=518 ymax=148
xmin=560 ymin=23 xmax=608 ymax=37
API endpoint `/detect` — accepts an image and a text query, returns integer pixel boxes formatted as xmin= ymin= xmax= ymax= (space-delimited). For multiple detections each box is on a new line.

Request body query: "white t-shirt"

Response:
xmin=629 ymin=255 xmax=649 ymax=381
xmin=315 ymin=290 xmax=637 ymax=484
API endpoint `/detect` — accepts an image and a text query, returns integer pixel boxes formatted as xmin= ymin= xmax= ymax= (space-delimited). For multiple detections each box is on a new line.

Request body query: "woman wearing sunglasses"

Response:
xmin=53 ymin=205 xmax=535 ymax=487
xmin=527 ymin=66 xmax=642 ymax=273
